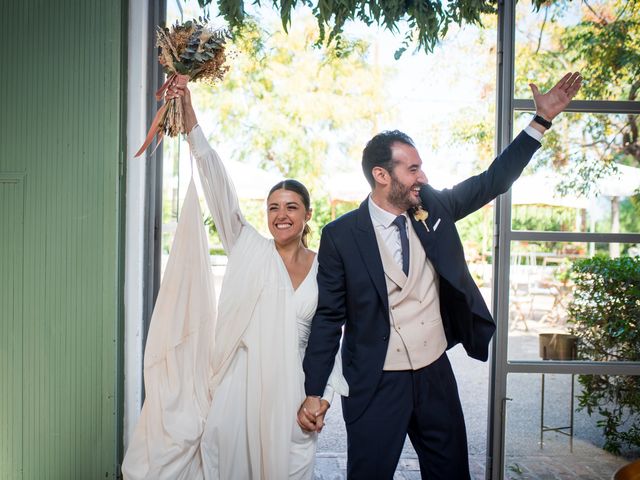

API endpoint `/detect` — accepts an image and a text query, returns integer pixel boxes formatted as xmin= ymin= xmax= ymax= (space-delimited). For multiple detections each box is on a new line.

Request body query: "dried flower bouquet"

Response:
xmin=136 ymin=18 xmax=231 ymax=157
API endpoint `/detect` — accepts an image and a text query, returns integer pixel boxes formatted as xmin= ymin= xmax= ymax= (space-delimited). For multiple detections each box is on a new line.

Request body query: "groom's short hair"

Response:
xmin=362 ymin=130 xmax=416 ymax=188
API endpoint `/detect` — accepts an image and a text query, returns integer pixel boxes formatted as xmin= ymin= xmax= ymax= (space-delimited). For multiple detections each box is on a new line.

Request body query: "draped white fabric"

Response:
xmin=122 ymin=180 xmax=216 ymax=479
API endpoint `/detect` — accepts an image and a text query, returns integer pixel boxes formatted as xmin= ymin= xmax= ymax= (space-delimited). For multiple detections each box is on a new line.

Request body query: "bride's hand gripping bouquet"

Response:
xmin=136 ymin=18 xmax=231 ymax=157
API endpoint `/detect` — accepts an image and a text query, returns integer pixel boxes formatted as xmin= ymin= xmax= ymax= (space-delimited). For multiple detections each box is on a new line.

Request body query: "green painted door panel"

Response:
xmin=0 ymin=175 xmax=25 ymax=479
xmin=0 ymin=0 xmax=125 ymax=478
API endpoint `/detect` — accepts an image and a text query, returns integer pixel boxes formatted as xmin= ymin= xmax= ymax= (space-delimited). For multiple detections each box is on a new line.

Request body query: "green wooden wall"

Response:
xmin=0 ymin=0 xmax=125 ymax=478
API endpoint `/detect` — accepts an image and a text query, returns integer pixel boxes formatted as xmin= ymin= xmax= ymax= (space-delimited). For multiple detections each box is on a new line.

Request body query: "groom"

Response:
xmin=298 ymin=72 xmax=582 ymax=478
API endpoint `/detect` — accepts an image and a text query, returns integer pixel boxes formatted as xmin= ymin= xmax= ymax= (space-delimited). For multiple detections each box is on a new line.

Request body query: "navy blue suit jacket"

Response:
xmin=303 ymin=131 xmax=541 ymax=423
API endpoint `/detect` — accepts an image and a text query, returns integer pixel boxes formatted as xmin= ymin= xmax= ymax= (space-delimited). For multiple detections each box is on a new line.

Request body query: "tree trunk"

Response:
xmin=610 ymin=196 xmax=620 ymax=258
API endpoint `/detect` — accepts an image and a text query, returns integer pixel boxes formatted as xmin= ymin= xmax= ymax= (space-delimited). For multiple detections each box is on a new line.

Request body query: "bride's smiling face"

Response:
xmin=266 ymin=189 xmax=311 ymax=245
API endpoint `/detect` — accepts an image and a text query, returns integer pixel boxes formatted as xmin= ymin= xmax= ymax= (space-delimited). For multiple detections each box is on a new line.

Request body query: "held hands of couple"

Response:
xmin=297 ymin=396 xmax=330 ymax=433
xmin=529 ymin=71 xmax=582 ymax=128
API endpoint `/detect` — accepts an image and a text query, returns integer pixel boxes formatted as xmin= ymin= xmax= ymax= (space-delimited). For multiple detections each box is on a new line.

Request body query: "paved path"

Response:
xmin=314 ymin=452 xmax=628 ymax=479
xmin=314 ymin=338 xmax=635 ymax=479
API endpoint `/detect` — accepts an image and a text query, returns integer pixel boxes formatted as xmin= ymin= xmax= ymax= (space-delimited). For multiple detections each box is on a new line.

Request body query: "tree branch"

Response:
xmin=584 ymin=0 xmax=609 ymax=25
xmin=615 ymin=1 xmax=631 ymax=22
xmin=626 ymin=80 xmax=640 ymax=162
xmin=535 ymin=5 xmax=549 ymax=54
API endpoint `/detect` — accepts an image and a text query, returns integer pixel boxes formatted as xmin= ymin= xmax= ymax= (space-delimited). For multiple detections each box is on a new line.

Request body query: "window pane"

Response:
xmin=507 ymin=241 xmax=640 ymax=361
xmin=514 ymin=0 xmax=638 ymax=102
xmin=511 ymin=111 xmax=640 ymax=234
xmin=505 ymin=373 xmax=637 ymax=478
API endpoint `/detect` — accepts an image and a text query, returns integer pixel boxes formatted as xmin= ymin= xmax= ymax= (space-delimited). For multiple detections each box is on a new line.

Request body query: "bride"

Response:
xmin=122 ymin=79 xmax=347 ymax=479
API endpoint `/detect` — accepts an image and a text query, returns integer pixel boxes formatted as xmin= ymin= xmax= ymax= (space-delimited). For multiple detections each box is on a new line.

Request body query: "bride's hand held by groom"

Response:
xmin=297 ymin=396 xmax=330 ymax=433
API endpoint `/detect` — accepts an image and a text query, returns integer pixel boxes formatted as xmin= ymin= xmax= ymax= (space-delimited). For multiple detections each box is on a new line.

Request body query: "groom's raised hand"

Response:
xmin=529 ymin=71 xmax=582 ymax=128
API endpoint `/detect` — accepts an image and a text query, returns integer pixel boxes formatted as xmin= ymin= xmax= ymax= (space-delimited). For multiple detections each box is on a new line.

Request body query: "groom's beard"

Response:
xmin=388 ymin=174 xmax=421 ymax=212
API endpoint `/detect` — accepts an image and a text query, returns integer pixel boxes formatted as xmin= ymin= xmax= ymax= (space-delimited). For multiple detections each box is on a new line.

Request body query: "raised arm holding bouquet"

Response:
xmin=135 ymin=18 xmax=230 ymax=157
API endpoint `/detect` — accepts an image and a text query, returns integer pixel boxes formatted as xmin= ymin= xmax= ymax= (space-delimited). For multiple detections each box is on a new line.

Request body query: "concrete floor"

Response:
xmin=314 ymin=328 xmax=637 ymax=479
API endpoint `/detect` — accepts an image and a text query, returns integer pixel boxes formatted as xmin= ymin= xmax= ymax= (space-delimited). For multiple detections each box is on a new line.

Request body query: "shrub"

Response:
xmin=567 ymin=255 xmax=640 ymax=455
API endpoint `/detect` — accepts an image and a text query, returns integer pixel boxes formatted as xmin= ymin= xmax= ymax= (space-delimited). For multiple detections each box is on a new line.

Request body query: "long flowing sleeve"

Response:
xmin=187 ymin=125 xmax=246 ymax=253
xmin=122 ymin=181 xmax=216 ymax=480
xmin=321 ymin=350 xmax=349 ymax=404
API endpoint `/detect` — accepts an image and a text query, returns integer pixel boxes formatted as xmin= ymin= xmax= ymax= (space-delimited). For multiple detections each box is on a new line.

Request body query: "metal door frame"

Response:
xmin=487 ymin=2 xmax=640 ymax=478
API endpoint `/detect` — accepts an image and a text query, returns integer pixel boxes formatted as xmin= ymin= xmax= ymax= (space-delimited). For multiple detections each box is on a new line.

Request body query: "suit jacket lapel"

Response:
xmin=375 ymin=234 xmax=407 ymax=290
xmin=409 ymin=209 xmax=437 ymax=261
xmin=354 ymin=199 xmax=389 ymax=313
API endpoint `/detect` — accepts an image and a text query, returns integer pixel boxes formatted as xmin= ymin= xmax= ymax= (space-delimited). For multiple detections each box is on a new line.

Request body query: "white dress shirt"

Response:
xmin=368 ymin=196 xmax=409 ymax=271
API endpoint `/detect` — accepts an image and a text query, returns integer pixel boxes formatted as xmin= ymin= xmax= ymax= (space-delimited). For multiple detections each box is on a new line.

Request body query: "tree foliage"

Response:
xmin=446 ymin=0 xmax=640 ymax=236
xmin=194 ymin=16 xmax=389 ymax=182
xmin=196 ymin=0 xmax=498 ymax=56
xmin=443 ymin=1 xmax=639 ymax=193
xmin=189 ymin=14 xmax=390 ymax=248
xmin=567 ymin=256 xmax=640 ymax=455
xmin=515 ymin=0 xmax=639 ymax=197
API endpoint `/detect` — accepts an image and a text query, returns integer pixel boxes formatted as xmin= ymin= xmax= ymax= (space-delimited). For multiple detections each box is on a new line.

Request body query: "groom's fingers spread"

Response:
xmin=567 ymin=74 xmax=582 ymax=96
xmin=556 ymin=71 xmax=573 ymax=89
xmin=563 ymin=72 xmax=578 ymax=88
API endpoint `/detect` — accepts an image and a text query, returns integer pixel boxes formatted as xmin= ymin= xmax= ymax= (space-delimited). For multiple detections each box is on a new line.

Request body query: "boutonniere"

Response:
xmin=412 ymin=206 xmax=429 ymax=231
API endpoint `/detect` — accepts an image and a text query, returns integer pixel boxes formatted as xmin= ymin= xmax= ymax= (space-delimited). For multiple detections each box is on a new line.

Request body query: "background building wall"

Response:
xmin=0 ymin=0 xmax=126 ymax=477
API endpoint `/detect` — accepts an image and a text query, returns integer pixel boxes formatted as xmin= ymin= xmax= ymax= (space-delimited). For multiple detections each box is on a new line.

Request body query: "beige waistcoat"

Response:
xmin=374 ymin=221 xmax=448 ymax=371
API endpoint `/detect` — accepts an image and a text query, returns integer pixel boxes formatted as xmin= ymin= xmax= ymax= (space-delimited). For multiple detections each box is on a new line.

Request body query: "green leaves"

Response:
xmin=568 ymin=255 xmax=640 ymax=454
xmin=197 ymin=0 xmax=498 ymax=55
xmin=176 ymin=21 xmax=230 ymax=72
xmin=173 ymin=61 xmax=190 ymax=74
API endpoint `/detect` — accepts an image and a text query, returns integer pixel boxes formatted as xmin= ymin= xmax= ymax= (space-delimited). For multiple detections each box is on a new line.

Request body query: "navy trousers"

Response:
xmin=345 ymin=353 xmax=470 ymax=479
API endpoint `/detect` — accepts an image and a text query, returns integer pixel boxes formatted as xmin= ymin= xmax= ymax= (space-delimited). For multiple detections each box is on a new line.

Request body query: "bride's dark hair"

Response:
xmin=268 ymin=179 xmax=312 ymax=247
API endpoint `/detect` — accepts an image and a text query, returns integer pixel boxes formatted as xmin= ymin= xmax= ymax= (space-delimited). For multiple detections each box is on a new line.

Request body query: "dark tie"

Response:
xmin=393 ymin=215 xmax=410 ymax=275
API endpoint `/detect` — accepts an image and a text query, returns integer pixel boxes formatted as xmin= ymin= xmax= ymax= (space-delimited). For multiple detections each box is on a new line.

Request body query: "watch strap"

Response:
xmin=533 ymin=114 xmax=552 ymax=129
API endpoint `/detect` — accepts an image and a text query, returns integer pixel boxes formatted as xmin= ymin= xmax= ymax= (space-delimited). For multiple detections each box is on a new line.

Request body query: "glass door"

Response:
xmin=489 ymin=1 xmax=640 ymax=478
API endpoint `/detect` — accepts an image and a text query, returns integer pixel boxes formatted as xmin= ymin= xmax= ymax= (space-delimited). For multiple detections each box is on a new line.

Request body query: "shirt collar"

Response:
xmin=368 ymin=195 xmax=406 ymax=229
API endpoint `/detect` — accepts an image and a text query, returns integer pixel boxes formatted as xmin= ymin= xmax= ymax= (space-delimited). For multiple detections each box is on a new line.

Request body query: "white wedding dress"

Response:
xmin=122 ymin=126 xmax=347 ymax=480
xmin=201 ymin=258 xmax=321 ymax=479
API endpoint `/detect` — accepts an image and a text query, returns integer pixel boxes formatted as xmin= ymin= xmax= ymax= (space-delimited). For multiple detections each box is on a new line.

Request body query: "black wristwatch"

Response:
xmin=533 ymin=114 xmax=552 ymax=129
